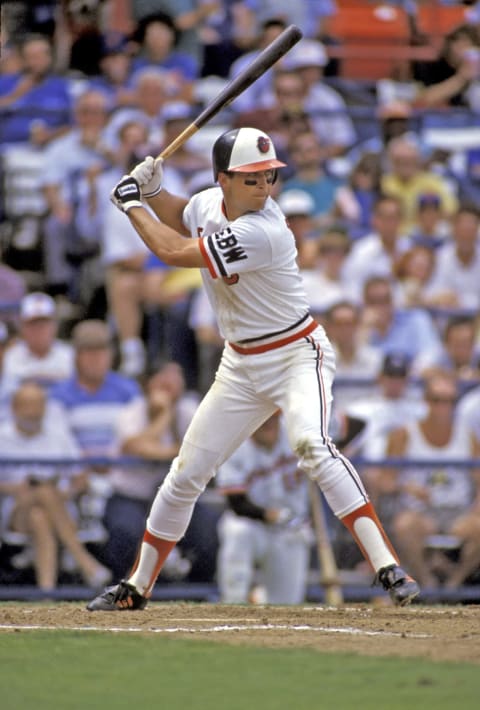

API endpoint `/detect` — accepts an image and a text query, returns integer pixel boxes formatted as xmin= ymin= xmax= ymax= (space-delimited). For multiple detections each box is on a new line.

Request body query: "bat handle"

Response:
xmin=157 ymin=123 xmax=200 ymax=160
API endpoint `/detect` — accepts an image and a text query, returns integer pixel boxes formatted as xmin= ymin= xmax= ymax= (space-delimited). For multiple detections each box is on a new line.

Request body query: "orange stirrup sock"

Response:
xmin=341 ymin=502 xmax=399 ymax=571
xmin=128 ymin=530 xmax=177 ymax=596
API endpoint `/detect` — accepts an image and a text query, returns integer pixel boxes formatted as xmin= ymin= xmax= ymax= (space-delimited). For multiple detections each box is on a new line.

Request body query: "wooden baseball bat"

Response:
xmin=308 ymin=480 xmax=344 ymax=606
xmin=157 ymin=24 xmax=303 ymax=160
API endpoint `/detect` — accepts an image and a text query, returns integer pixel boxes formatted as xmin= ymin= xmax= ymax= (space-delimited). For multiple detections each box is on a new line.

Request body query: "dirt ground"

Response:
xmin=1 ymin=602 xmax=479 ymax=664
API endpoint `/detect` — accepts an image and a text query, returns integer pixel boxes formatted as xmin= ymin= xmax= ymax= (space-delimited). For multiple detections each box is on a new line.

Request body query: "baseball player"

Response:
xmin=216 ymin=413 xmax=312 ymax=604
xmin=87 ymin=127 xmax=419 ymax=611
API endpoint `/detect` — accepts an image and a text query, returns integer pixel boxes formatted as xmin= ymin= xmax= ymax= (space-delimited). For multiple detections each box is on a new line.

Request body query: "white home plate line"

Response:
xmin=0 ymin=623 xmax=432 ymax=638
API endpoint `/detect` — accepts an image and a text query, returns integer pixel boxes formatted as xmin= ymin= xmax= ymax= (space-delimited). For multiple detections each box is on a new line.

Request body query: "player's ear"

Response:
xmin=217 ymin=171 xmax=232 ymax=188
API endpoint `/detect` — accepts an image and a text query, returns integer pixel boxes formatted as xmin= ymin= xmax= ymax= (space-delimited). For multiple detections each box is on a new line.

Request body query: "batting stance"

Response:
xmin=88 ymin=127 xmax=420 ymax=610
xmin=216 ymin=413 xmax=312 ymax=605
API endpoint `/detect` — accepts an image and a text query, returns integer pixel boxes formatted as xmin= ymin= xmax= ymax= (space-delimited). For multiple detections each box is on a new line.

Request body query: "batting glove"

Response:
xmin=110 ymin=175 xmax=143 ymax=213
xmin=130 ymin=156 xmax=163 ymax=198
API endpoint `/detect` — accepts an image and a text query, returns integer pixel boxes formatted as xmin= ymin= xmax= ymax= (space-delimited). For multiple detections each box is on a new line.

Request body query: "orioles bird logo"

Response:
xmin=257 ymin=136 xmax=270 ymax=154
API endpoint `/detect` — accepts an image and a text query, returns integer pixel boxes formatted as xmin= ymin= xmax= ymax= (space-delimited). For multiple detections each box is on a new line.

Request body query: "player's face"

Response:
xmin=220 ymin=169 xmax=275 ymax=216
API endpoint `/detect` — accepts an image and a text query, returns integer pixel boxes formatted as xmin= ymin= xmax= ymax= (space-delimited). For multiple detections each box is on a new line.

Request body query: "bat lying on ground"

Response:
xmin=156 ymin=24 xmax=303 ymax=161
xmin=308 ymin=479 xmax=344 ymax=606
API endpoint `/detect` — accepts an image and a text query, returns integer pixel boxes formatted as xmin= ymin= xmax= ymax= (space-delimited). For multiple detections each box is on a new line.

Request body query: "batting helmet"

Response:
xmin=212 ymin=127 xmax=286 ymax=181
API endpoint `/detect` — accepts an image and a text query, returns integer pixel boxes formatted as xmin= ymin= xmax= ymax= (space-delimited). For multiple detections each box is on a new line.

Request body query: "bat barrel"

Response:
xmin=193 ymin=25 xmax=303 ymax=128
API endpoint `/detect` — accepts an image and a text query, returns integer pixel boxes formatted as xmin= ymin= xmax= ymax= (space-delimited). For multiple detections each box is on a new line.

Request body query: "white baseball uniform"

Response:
xmin=216 ymin=418 xmax=311 ymax=603
xmin=144 ymin=187 xmax=378 ymax=559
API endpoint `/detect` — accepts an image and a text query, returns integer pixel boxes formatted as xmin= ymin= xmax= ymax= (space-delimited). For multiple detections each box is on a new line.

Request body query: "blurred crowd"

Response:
xmin=1 ymin=0 xmax=480 ymax=599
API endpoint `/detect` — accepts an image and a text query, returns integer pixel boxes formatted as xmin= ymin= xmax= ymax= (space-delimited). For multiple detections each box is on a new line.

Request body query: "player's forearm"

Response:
xmin=127 ymin=207 xmax=195 ymax=267
xmin=147 ymin=190 xmax=189 ymax=234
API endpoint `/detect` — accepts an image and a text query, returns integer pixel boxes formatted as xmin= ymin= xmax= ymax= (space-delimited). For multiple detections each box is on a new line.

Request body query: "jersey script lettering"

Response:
xmin=214 ymin=227 xmax=247 ymax=264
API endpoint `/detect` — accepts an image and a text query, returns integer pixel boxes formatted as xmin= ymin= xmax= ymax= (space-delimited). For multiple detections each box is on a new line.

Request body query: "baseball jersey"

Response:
xmin=216 ymin=422 xmax=309 ymax=520
xmin=182 ymin=187 xmax=311 ymax=343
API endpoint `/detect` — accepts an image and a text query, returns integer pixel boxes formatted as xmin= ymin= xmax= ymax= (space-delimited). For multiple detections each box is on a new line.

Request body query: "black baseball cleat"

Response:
xmin=86 ymin=580 xmax=148 ymax=611
xmin=375 ymin=565 xmax=420 ymax=606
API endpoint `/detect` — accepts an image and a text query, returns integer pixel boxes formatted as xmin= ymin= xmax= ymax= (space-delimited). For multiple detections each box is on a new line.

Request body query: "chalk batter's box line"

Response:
xmin=0 ymin=623 xmax=432 ymax=638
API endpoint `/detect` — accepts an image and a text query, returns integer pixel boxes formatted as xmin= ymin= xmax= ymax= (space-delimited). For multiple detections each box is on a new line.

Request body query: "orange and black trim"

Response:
xmin=229 ymin=314 xmax=318 ymax=355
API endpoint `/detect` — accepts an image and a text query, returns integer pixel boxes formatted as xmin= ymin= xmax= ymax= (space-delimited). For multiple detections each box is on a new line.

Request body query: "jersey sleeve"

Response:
xmin=199 ymin=216 xmax=272 ymax=280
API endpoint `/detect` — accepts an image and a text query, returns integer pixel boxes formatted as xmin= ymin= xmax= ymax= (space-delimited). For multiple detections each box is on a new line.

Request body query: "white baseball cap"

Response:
xmin=277 ymin=189 xmax=315 ymax=217
xmin=283 ymin=39 xmax=328 ymax=70
xmin=20 ymin=292 xmax=56 ymax=321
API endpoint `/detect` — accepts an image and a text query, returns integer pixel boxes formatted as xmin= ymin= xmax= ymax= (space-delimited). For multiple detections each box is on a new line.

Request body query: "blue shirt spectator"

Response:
xmin=361 ymin=276 xmax=442 ymax=363
xmin=51 ymin=321 xmax=142 ymax=457
xmin=0 ymin=35 xmax=72 ymax=147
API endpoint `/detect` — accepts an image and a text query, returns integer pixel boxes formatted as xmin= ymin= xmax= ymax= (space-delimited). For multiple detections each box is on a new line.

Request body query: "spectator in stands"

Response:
xmin=88 ymin=31 xmax=136 ymax=108
xmin=73 ymin=120 xmax=152 ymax=378
xmin=129 ymin=0 xmax=214 ymax=66
xmin=300 ymin=226 xmax=356 ymax=316
xmin=200 ymin=0 xmax=261 ymax=78
xmin=324 ymin=300 xmax=383 ymax=379
xmin=407 ymin=193 xmax=451 ymax=251
xmin=187 ymin=285 xmax=222 ymax=396
xmin=1 ymin=1 xmax=58 ymax=45
xmin=360 ymin=276 xmax=443 ymax=363
xmin=276 ymin=189 xmax=319 ymax=268
xmin=426 ymin=203 xmax=480 ymax=310
xmin=329 ymin=352 xmax=426 ymax=569
xmin=39 ymin=89 xmax=112 ymax=299
xmin=246 ymin=0 xmax=338 ymax=42
xmin=341 ymin=194 xmax=408 ymax=302
xmin=335 ymin=351 xmax=425 ymax=463
xmin=129 ymin=11 xmax=199 ymax=98
xmin=233 ymin=68 xmax=313 ymax=159
xmin=0 ymin=381 xmax=111 ymax=592
xmin=415 ymin=23 xmax=480 ymax=110
xmin=0 ymin=321 xmax=9 ymax=372
xmin=216 ymin=413 xmax=312 ymax=604
xmin=457 ymin=371 xmax=480 ymax=444
xmin=413 ymin=315 xmax=480 ymax=386
xmin=348 ymin=100 xmax=413 ymax=165
xmin=62 ymin=0 xmax=107 ymax=77
xmin=0 ymin=321 xmax=12 ymax=419
xmin=228 ymin=17 xmax=288 ymax=114
xmin=392 ymin=244 xmax=440 ymax=310
xmin=281 ymin=130 xmax=343 ymax=224
xmin=0 ymin=33 xmax=72 ymax=147
xmin=281 ymin=38 xmax=356 ymax=156
xmin=75 ymin=115 xmax=188 ymax=377
xmin=381 ymin=135 xmax=458 ymax=232
xmin=0 ymin=292 xmax=74 ymax=399
xmin=102 ymin=67 xmax=169 ymax=153
xmin=50 ymin=320 xmax=143 ymax=538
xmin=159 ymin=101 xmax=211 ymax=185
xmin=102 ymin=361 xmax=201 ymax=581
xmin=323 ymin=299 xmax=382 ymax=412
xmin=385 ymin=370 xmax=480 ymax=589
xmin=142 ymin=253 xmax=202 ymax=389
xmin=332 ymin=152 xmax=383 ymax=240
xmin=0 ymin=262 xmax=26 ymax=320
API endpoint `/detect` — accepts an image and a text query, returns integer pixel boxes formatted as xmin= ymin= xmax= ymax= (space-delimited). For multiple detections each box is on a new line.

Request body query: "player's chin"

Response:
xmin=251 ymin=195 xmax=268 ymax=208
